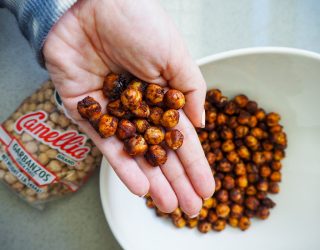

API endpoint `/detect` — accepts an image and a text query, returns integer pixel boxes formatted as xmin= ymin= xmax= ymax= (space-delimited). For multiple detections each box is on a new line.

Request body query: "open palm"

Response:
xmin=44 ymin=0 xmax=214 ymax=216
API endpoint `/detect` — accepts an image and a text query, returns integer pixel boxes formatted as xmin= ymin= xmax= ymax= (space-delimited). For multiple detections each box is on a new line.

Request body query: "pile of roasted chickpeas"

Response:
xmin=77 ymin=73 xmax=185 ymax=166
xmin=146 ymin=88 xmax=287 ymax=232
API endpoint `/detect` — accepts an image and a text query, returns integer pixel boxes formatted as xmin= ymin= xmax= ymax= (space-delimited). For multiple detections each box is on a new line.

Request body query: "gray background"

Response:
xmin=0 ymin=0 xmax=319 ymax=249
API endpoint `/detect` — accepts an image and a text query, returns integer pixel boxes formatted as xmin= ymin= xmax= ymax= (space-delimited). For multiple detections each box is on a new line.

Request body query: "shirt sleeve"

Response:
xmin=0 ymin=0 xmax=77 ymax=66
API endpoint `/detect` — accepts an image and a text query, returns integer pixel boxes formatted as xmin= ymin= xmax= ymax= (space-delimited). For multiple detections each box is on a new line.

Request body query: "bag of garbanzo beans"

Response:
xmin=0 ymin=80 xmax=102 ymax=209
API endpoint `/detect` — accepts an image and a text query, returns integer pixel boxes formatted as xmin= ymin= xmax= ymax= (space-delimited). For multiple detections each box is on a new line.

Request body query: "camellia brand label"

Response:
xmin=14 ymin=111 xmax=90 ymax=161
xmin=8 ymin=139 xmax=56 ymax=186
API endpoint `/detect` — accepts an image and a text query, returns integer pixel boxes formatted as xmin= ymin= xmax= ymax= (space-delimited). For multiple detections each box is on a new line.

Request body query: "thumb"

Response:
xmin=164 ymin=52 xmax=206 ymax=128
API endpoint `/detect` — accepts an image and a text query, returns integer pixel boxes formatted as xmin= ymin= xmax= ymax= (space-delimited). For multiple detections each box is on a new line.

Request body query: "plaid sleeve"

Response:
xmin=1 ymin=0 xmax=77 ymax=66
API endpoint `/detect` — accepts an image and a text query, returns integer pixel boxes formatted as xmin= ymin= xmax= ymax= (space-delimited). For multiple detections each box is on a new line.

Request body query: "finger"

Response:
xmin=77 ymin=120 xmax=150 ymax=197
xmin=135 ymin=156 xmax=178 ymax=213
xmin=161 ymin=150 xmax=202 ymax=217
xmin=175 ymin=111 xmax=215 ymax=199
xmin=164 ymin=50 xmax=206 ymax=128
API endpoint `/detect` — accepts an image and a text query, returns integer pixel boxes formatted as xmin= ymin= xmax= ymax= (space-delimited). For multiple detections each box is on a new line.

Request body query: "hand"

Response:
xmin=43 ymin=0 xmax=214 ymax=217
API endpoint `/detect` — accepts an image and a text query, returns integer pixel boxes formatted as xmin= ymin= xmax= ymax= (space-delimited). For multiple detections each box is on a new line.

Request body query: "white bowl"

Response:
xmin=100 ymin=47 xmax=320 ymax=250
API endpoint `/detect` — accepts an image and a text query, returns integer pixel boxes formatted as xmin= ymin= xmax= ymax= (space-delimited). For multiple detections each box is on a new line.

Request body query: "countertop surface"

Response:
xmin=0 ymin=1 xmax=319 ymax=249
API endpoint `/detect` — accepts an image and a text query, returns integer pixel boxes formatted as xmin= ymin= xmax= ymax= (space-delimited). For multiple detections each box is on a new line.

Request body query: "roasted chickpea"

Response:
xmin=211 ymin=140 xmax=222 ymax=149
xmin=121 ymin=87 xmax=143 ymax=110
xmin=103 ymin=73 xmax=131 ymax=100
xmin=77 ymin=96 xmax=102 ymax=122
xmin=270 ymin=171 xmax=281 ymax=182
xmin=213 ymin=148 xmax=224 ymax=161
xmin=133 ymin=119 xmax=150 ymax=133
xmin=268 ymin=182 xmax=280 ymax=194
xmin=164 ymin=89 xmax=185 ymax=109
xmin=228 ymin=217 xmax=239 ymax=227
xmin=218 ymin=159 xmax=233 ymax=173
xmin=245 ymin=209 xmax=255 ymax=218
xmin=256 ymin=180 xmax=269 ymax=192
xmin=216 ymin=96 xmax=228 ymax=109
xmin=263 ymin=151 xmax=273 ymax=162
xmin=220 ymin=127 xmax=234 ymax=140
xmin=234 ymin=162 xmax=247 ymax=176
xmin=223 ymin=175 xmax=235 ymax=190
xmin=245 ymin=135 xmax=258 ymax=149
xmin=199 ymin=207 xmax=209 ymax=220
xmin=273 ymin=149 xmax=285 ymax=161
xmin=269 ymin=124 xmax=283 ymax=134
xmin=246 ymin=185 xmax=257 ymax=196
xmin=224 ymin=101 xmax=238 ymax=115
xmin=227 ymin=151 xmax=240 ymax=164
xmin=131 ymin=101 xmax=150 ymax=118
xmin=235 ymin=125 xmax=249 ymax=138
xmin=228 ymin=116 xmax=239 ymax=129
xmin=250 ymin=127 xmax=264 ymax=140
xmin=172 ymin=216 xmax=186 ymax=228
xmin=237 ymin=175 xmax=248 ymax=189
xmin=222 ymin=140 xmax=235 ymax=152
xmin=146 ymin=198 xmax=155 ymax=208
xmin=144 ymin=126 xmax=165 ymax=145
xmin=214 ymin=177 xmax=222 ymax=192
xmin=145 ymin=84 xmax=165 ymax=105
xmin=252 ymin=152 xmax=266 ymax=165
xmin=161 ymin=109 xmax=179 ymax=128
xmin=203 ymin=197 xmax=216 ymax=209
xmin=246 ymin=101 xmax=258 ymax=114
xmin=216 ymin=189 xmax=229 ymax=203
xmin=206 ymin=110 xmax=217 ymax=124
xmin=234 ymin=94 xmax=249 ymax=108
xmin=208 ymin=131 xmax=219 ymax=141
xmin=187 ymin=218 xmax=198 ymax=228
xmin=206 ymin=152 xmax=216 ymax=165
xmin=116 ymin=119 xmax=136 ymax=140
xmin=124 ymin=135 xmax=148 ymax=156
xmin=238 ymin=216 xmax=251 ymax=231
xmin=266 ymin=112 xmax=281 ymax=126
xmin=262 ymin=140 xmax=274 ymax=151
xmin=98 ymin=114 xmax=118 ymax=138
xmin=230 ymin=188 xmax=243 ymax=204
xmin=198 ymin=131 xmax=208 ymax=143
xmin=213 ymin=219 xmax=226 ymax=232
xmin=165 ymin=129 xmax=184 ymax=150
xmin=107 ymin=99 xmax=126 ymax=118
xmin=261 ymin=197 xmax=276 ymax=208
xmin=208 ymin=210 xmax=219 ymax=223
xmin=237 ymin=111 xmax=251 ymax=125
xmin=256 ymin=191 xmax=267 ymax=200
xmin=206 ymin=89 xmax=222 ymax=104
xmin=271 ymin=161 xmax=282 ymax=171
xmin=247 ymin=173 xmax=259 ymax=184
xmin=145 ymin=145 xmax=167 ymax=166
xmin=149 ymin=107 xmax=164 ymax=125
xmin=271 ymin=132 xmax=287 ymax=147
xmin=202 ymin=141 xmax=211 ymax=154
xmin=255 ymin=108 xmax=266 ymax=121
xmin=216 ymin=113 xmax=228 ymax=126
xmin=245 ymin=196 xmax=260 ymax=211
xmin=231 ymin=204 xmax=244 ymax=218
xmin=171 ymin=207 xmax=182 ymax=219
xmin=198 ymin=221 xmax=212 ymax=233
xmin=237 ymin=146 xmax=251 ymax=160
xmin=260 ymin=165 xmax=272 ymax=178
xmin=216 ymin=203 xmax=230 ymax=218
xmin=128 ymin=79 xmax=147 ymax=92
xmin=256 ymin=206 xmax=270 ymax=220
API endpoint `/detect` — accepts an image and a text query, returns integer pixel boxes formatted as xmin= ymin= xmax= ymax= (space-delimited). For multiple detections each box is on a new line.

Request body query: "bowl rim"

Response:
xmin=196 ymin=47 xmax=320 ymax=66
xmin=99 ymin=46 xmax=320 ymax=250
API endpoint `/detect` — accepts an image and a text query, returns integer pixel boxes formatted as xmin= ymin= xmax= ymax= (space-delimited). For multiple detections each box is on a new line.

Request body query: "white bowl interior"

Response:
xmin=100 ymin=48 xmax=320 ymax=250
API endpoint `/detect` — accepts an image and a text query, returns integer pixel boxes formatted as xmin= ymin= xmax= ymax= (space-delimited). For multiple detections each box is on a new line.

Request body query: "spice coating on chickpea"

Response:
xmin=145 ymin=84 xmax=165 ymax=105
xmin=164 ymin=89 xmax=185 ymax=109
xmin=145 ymin=145 xmax=167 ymax=166
xmin=165 ymin=129 xmax=184 ymax=150
xmin=131 ymin=101 xmax=150 ymax=118
xmin=149 ymin=107 xmax=164 ymax=125
xmin=107 ymin=99 xmax=126 ymax=118
xmin=144 ymin=126 xmax=165 ymax=145
xmin=133 ymin=119 xmax=150 ymax=134
xmin=116 ymin=119 xmax=136 ymax=140
xmin=124 ymin=135 xmax=148 ymax=156
xmin=98 ymin=114 xmax=118 ymax=138
xmin=77 ymin=96 xmax=102 ymax=121
xmin=161 ymin=109 xmax=180 ymax=128
xmin=198 ymin=221 xmax=212 ymax=233
xmin=121 ymin=87 xmax=143 ymax=110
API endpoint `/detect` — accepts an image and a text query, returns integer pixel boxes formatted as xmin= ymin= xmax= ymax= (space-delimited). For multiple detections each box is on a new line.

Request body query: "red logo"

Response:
xmin=14 ymin=111 xmax=90 ymax=161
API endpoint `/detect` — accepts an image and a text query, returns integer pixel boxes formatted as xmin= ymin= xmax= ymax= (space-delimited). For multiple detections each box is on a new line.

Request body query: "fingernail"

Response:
xmin=139 ymin=191 xmax=149 ymax=198
xmin=201 ymin=110 xmax=206 ymax=128
xmin=189 ymin=213 xmax=199 ymax=219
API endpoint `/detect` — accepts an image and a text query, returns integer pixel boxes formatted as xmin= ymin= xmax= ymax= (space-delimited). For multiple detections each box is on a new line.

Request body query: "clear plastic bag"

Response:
xmin=0 ymin=80 xmax=102 ymax=209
